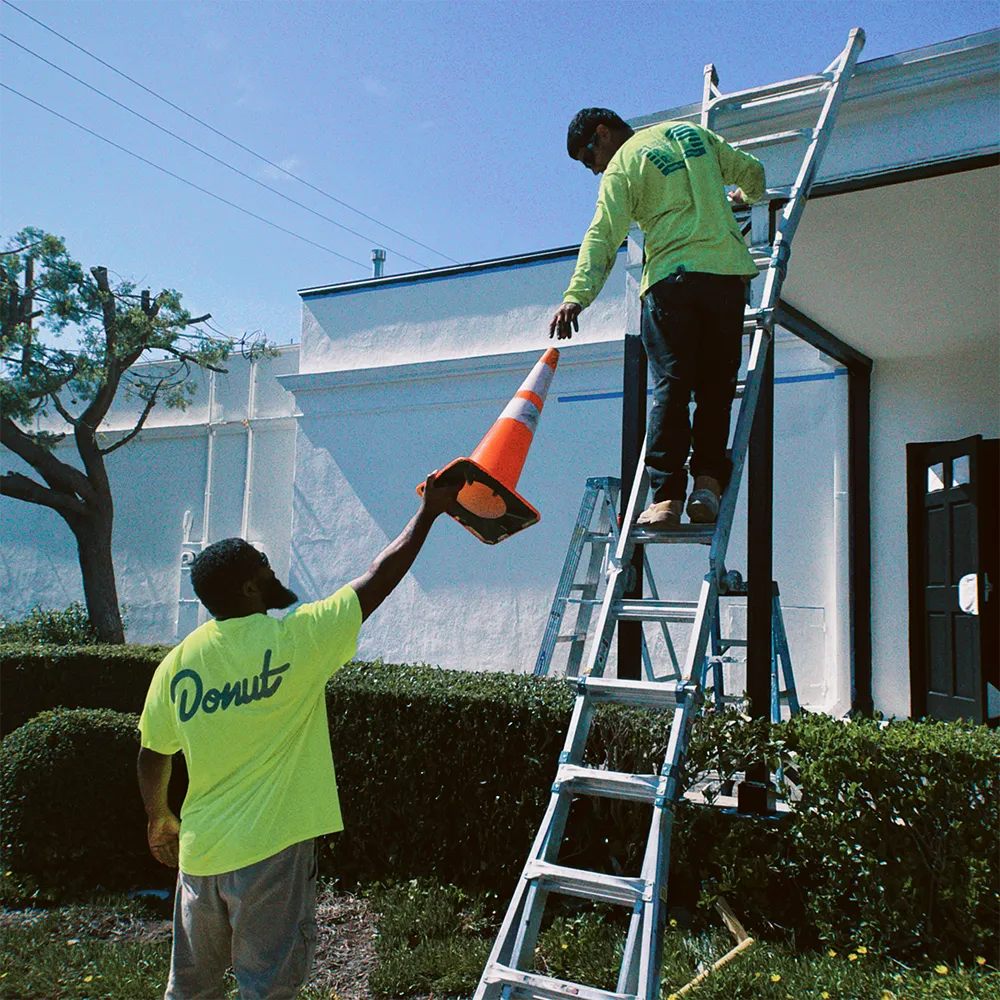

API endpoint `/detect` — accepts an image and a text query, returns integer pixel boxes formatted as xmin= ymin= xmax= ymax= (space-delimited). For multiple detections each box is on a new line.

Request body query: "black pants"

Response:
xmin=640 ymin=271 xmax=747 ymax=502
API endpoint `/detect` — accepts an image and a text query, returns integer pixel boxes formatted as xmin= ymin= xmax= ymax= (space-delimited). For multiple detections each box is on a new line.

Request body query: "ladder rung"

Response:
xmin=631 ymin=524 xmax=715 ymax=545
xmin=614 ymin=599 xmax=698 ymax=623
xmin=584 ymin=531 xmax=614 ymax=543
xmin=484 ymin=966 xmax=632 ymax=1000
xmin=731 ymin=128 xmax=813 ymax=150
xmin=555 ymin=634 xmax=586 ymax=643
xmin=523 ymin=860 xmax=646 ymax=907
xmin=683 ymin=789 xmax=793 ymax=815
xmin=709 ymin=72 xmax=831 ymax=108
xmin=719 ymin=638 xmax=747 ymax=648
xmin=578 ymin=676 xmax=691 ymax=710
xmin=564 ymin=597 xmax=602 ymax=606
xmin=555 ymin=764 xmax=662 ymax=803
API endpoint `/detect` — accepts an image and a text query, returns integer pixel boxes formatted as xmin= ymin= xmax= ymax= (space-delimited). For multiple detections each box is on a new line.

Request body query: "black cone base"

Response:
xmin=427 ymin=457 xmax=540 ymax=545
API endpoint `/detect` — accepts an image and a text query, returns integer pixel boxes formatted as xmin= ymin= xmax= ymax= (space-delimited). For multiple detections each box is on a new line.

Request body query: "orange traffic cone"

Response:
xmin=419 ymin=348 xmax=559 ymax=544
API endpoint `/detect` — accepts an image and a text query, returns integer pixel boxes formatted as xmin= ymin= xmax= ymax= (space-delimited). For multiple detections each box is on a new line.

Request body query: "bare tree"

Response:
xmin=1 ymin=228 xmax=264 ymax=643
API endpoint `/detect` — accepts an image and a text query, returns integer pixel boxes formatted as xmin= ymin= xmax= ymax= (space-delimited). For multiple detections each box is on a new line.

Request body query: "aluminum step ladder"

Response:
xmin=475 ymin=27 xmax=864 ymax=1000
xmin=536 ymin=482 xmax=800 ymax=720
xmin=708 ymin=578 xmax=801 ymax=722
xmin=533 ymin=477 xmax=680 ymax=682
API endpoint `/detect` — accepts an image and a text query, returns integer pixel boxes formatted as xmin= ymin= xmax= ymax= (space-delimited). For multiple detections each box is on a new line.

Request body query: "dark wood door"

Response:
xmin=907 ymin=436 xmax=999 ymax=723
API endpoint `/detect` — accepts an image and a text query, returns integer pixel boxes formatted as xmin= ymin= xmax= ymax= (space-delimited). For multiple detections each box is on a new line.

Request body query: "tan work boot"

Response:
xmin=636 ymin=499 xmax=684 ymax=529
xmin=686 ymin=476 xmax=722 ymax=524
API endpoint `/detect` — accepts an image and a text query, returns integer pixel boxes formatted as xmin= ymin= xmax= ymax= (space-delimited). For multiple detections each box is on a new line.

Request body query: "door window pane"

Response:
xmin=927 ymin=462 xmax=945 ymax=493
xmin=952 ymin=454 xmax=970 ymax=487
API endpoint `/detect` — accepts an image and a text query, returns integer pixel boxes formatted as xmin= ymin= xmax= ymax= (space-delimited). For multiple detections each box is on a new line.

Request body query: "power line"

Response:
xmin=0 ymin=83 xmax=370 ymax=271
xmin=1 ymin=0 xmax=460 ymax=264
xmin=1 ymin=32 xmax=430 ymax=269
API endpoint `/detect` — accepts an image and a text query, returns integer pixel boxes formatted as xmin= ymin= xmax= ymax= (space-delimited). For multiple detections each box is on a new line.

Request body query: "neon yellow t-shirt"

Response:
xmin=564 ymin=121 xmax=766 ymax=309
xmin=139 ymin=585 xmax=362 ymax=876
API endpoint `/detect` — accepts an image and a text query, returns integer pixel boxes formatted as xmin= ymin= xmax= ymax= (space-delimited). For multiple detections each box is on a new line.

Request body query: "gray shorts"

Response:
xmin=165 ymin=839 xmax=318 ymax=1000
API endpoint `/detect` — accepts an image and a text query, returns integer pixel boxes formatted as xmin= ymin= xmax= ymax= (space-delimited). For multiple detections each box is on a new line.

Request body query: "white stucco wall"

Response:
xmin=299 ymin=248 xmax=628 ymax=373
xmin=285 ymin=243 xmax=849 ymax=713
xmin=0 ymin=348 xmax=300 ymax=642
xmin=870 ymin=344 xmax=1000 ymax=719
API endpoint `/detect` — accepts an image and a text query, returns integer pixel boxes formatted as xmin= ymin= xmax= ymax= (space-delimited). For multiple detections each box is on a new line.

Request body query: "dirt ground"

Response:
xmin=1 ymin=883 xmax=379 ymax=999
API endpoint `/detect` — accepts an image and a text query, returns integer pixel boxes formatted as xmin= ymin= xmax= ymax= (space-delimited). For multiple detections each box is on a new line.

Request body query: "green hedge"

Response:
xmin=0 ymin=708 xmax=167 ymax=893
xmin=1 ymin=662 xmax=996 ymax=960
xmin=0 ymin=643 xmax=171 ymax=738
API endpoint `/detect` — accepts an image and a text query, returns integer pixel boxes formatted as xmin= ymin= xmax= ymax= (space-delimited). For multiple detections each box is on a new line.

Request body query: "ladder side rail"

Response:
xmin=772 ymin=589 xmax=801 ymax=715
xmin=534 ymin=485 xmax=602 ymax=676
xmin=616 ymin=440 xmax=651 ymax=564
xmin=758 ymin=28 xmax=865 ymax=314
xmin=616 ymin=901 xmax=645 ymax=997
xmin=582 ymin=458 xmax=650 ymax=679
xmin=475 ymin=692 xmax=598 ymax=997
xmin=566 ymin=485 xmax=618 ymax=677
xmin=635 ymin=688 xmax=704 ymax=1000
xmin=770 ymin=630 xmax=781 ymax=723
xmin=473 ymin=786 xmax=568 ymax=1000
xmin=701 ymin=62 xmax=719 ymax=128
xmin=710 ymin=599 xmax=725 ymax=706
xmin=681 ymin=576 xmax=719 ymax=682
xmin=709 ymin=327 xmax=773 ymax=580
xmin=641 ymin=631 xmax=656 ymax=682
xmin=642 ymin=553 xmax=682 ymax=677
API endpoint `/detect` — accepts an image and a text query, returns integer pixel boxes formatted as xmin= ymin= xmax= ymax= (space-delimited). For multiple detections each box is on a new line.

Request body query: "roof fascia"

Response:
xmin=629 ymin=29 xmax=999 ymax=133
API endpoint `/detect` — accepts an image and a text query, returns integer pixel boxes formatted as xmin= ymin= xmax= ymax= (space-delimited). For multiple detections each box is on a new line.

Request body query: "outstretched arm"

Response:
xmin=349 ymin=471 xmax=461 ymax=621
xmin=137 ymin=747 xmax=180 ymax=868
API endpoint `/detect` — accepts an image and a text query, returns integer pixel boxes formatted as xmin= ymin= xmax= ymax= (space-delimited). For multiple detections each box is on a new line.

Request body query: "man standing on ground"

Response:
xmin=137 ymin=472 xmax=461 ymax=999
xmin=549 ymin=108 xmax=765 ymax=528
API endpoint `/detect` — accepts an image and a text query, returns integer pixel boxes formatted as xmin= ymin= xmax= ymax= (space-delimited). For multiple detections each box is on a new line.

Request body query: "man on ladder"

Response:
xmin=549 ymin=108 xmax=765 ymax=530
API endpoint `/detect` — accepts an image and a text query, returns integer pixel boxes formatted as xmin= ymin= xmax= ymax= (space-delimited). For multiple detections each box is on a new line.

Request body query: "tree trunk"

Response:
xmin=72 ymin=508 xmax=124 ymax=645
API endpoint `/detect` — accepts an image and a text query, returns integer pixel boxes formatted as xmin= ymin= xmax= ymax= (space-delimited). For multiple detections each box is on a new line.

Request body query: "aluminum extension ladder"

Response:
xmin=475 ymin=28 xmax=864 ymax=1000
xmin=535 ymin=481 xmax=799 ymax=722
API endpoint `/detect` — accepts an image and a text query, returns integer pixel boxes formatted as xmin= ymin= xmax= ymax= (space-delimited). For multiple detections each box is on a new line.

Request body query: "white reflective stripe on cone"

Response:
xmin=497 ymin=396 xmax=541 ymax=433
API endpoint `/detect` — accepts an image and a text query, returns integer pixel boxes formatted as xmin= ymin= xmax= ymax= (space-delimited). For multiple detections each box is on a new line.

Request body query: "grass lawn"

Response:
xmin=1 ymin=880 xmax=996 ymax=999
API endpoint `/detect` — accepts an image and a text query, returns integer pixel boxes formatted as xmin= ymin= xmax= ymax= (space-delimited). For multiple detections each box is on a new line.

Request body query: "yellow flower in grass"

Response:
xmin=848 ymin=953 xmax=858 ymax=962
xmin=935 ymin=964 xmax=949 ymax=975
xmin=820 ymin=992 xmax=829 ymax=999
xmin=976 ymin=957 xmax=987 ymax=966
xmin=83 ymin=976 xmax=93 ymax=983
xmin=770 ymin=974 xmax=781 ymax=982
xmin=857 ymin=946 xmax=868 ymax=955
xmin=828 ymin=950 xmax=837 ymax=958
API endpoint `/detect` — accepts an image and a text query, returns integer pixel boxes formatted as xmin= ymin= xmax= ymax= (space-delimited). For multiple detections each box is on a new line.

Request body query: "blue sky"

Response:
xmin=2 ymin=0 xmax=997 ymax=345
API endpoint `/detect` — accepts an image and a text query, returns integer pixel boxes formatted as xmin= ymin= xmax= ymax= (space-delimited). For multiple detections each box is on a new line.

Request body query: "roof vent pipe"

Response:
xmin=371 ymin=248 xmax=386 ymax=278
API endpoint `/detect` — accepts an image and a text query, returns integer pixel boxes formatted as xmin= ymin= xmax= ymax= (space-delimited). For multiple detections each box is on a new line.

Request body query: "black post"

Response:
xmin=619 ymin=332 xmax=647 ymax=680
xmin=848 ymin=365 xmax=873 ymax=714
xmin=740 ymin=337 xmax=774 ymax=814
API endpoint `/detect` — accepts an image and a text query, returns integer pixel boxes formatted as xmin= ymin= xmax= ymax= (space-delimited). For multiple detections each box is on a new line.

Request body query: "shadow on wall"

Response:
xmin=288 ymin=367 xmax=626 ymax=601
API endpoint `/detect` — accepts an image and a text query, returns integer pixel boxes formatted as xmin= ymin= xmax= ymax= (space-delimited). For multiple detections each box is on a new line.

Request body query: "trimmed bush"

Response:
xmin=0 ymin=643 xmax=171 ymax=738
xmin=785 ymin=712 xmax=1000 ymax=958
xmin=0 ymin=708 xmax=171 ymax=892
xmin=0 ymin=603 xmax=101 ymax=646
xmin=1 ymin=661 xmax=996 ymax=960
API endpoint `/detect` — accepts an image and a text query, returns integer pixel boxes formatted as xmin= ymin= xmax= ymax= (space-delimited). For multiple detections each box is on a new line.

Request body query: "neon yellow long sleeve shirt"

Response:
xmin=563 ymin=121 xmax=765 ymax=309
